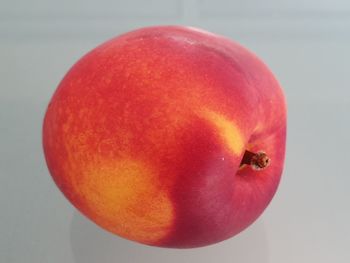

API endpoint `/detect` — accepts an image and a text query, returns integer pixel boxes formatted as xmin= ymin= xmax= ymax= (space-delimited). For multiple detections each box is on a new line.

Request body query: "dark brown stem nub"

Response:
xmin=240 ymin=150 xmax=271 ymax=170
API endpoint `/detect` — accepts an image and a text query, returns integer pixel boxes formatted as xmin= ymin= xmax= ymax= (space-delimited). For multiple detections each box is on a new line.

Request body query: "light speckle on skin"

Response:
xmin=186 ymin=27 xmax=217 ymax=37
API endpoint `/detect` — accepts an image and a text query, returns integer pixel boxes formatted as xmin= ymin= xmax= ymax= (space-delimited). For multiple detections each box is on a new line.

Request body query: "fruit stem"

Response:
xmin=240 ymin=150 xmax=270 ymax=170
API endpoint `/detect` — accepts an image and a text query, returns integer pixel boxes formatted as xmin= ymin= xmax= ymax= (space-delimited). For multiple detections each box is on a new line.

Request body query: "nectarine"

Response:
xmin=43 ymin=26 xmax=286 ymax=248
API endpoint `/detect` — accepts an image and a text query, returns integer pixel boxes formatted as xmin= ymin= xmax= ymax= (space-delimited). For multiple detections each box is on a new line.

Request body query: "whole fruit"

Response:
xmin=43 ymin=26 xmax=286 ymax=248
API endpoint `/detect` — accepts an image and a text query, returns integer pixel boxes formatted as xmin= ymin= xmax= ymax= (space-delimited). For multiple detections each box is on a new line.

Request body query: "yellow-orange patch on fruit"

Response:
xmin=201 ymin=110 xmax=244 ymax=155
xmin=78 ymin=158 xmax=174 ymax=244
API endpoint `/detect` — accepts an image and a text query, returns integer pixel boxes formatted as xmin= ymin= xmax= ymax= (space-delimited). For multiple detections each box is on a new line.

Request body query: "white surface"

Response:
xmin=1 ymin=1 xmax=350 ymax=262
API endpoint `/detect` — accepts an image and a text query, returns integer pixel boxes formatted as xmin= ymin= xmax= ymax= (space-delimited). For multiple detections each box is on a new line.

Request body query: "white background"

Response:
xmin=1 ymin=0 xmax=350 ymax=262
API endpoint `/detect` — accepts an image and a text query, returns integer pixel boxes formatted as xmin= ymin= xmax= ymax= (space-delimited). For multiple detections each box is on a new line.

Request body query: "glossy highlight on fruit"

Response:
xmin=42 ymin=26 xmax=287 ymax=248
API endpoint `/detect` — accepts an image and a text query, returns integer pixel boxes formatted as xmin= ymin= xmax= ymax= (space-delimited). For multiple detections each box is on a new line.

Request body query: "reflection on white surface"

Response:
xmin=70 ymin=211 xmax=269 ymax=263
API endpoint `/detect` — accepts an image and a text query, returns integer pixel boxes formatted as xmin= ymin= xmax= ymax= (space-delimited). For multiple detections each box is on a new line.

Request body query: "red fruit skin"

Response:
xmin=43 ymin=26 xmax=286 ymax=248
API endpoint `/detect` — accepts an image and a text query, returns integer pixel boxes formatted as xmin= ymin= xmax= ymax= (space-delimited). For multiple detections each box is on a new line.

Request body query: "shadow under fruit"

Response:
xmin=42 ymin=26 xmax=286 ymax=248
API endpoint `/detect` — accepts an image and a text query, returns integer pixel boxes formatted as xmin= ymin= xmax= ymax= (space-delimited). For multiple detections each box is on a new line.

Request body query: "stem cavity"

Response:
xmin=240 ymin=150 xmax=270 ymax=170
